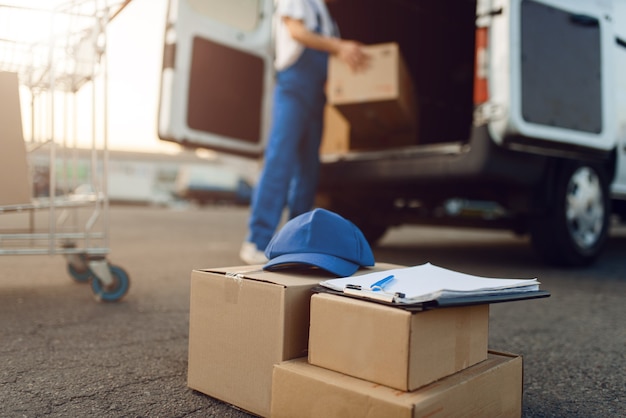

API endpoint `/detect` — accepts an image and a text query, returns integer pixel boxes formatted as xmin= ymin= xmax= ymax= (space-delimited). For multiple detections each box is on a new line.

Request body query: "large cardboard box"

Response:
xmin=327 ymin=42 xmax=417 ymax=143
xmin=188 ymin=264 xmax=397 ymax=417
xmin=308 ymin=293 xmax=489 ymax=391
xmin=271 ymin=352 xmax=522 ymax=418
xmin=188 ymin=266 xmax=322 ymax=417
xmin=0 ymin=71 xmax=32 ymax=206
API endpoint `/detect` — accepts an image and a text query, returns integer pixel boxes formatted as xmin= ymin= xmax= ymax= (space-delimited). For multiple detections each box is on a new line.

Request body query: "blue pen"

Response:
xmin=370 ymin=274 xmax=395 ymax=292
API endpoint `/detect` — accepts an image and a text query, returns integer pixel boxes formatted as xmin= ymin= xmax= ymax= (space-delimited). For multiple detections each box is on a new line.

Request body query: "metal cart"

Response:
xmin=0 ymin=0 xmax=132 ymax=301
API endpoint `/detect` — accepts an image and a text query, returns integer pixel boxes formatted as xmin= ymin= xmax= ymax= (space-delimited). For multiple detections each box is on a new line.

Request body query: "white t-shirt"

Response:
xmin=274 ymin=0 xmax=337 ymax=71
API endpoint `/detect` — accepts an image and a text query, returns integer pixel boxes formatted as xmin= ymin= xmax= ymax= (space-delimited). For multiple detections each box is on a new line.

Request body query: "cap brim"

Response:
xmin=263 ymin=252 xmax=360 ymax=277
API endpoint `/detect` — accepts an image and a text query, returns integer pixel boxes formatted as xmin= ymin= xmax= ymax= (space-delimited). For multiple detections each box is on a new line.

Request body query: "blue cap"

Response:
xmin=263 ymin=208 xmax=375 ymax=277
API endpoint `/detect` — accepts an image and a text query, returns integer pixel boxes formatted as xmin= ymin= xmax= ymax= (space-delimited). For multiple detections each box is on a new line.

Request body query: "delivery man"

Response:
xmin=240 ymin=0 xmax=369 ymax=264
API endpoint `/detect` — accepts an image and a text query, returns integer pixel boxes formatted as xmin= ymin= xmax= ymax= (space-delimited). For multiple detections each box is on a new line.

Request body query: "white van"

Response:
xmin=158 ymin=0 xmax=626 ymax=266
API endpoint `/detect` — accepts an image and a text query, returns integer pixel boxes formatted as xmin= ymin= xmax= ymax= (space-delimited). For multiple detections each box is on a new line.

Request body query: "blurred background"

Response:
xmin=0 ymin=0 xmax=258 ymax=208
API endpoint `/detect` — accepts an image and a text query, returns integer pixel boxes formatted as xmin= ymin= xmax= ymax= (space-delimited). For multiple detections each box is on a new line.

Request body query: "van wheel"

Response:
xmin=530 ymin=162 xmax=611 ymax=266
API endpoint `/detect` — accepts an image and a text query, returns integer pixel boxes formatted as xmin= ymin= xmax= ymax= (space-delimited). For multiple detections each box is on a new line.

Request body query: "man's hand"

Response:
xmin=336 ymin=39 xmax=369 ymax=72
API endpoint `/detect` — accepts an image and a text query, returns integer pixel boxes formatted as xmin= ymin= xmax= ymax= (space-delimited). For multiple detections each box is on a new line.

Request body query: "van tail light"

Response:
xmin=474 ymin=26 xmax=489 ymax=105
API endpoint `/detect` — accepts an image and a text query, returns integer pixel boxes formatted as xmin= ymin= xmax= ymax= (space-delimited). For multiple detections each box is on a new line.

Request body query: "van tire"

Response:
xmin=530 ymin=162 xmax=611 ymax=266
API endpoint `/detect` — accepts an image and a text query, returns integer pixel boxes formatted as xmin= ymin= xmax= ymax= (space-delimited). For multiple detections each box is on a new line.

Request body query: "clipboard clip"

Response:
xmin=343 ymin=283 xmax=405 ymax=303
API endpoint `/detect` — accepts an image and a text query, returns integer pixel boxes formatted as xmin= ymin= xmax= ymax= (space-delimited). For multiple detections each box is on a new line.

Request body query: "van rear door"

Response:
xmin=488 ymin=0 xmax=616 ymax=153
xmin=158 ymin=0 xmax=274 ymax=158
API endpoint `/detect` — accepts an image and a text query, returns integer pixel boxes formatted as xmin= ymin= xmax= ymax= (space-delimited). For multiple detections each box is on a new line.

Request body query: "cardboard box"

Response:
xmin=271 ymin=352 xmax=522 ymax=418
xmin=188 ymin=264 xmax=398 ymax=417
xmin=0 ymin=71 xmax=32 ymax=206
xmin=320 ymin=105 xmax=350 ymax=155
xmin=308 ymin=293 xmax=489 ymax=391
xmin=319 ymin=104 xmax=414 ymax=154
xmin=327 ymin=42 xmax=417 ymax=143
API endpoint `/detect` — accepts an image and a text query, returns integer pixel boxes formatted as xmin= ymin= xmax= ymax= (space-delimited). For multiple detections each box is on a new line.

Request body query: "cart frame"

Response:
xmin=0 ymin=0 xmax=132 ymax=301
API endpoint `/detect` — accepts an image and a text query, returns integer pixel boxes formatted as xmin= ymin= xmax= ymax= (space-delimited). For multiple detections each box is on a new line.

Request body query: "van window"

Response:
xmin=521 ymin=0 xmax=602 ymax=133
xmin=187 ymin=36 xmax=264 ymax=145
xmin=188 ymin=0 xmax=261 ymax=32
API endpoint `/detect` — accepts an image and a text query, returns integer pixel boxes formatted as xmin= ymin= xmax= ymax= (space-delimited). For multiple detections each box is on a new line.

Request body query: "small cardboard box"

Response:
xmin=308 ymin=293 xmax=489 ymax=391
xmin=271 ymin=352 xmax=522 ymax=418
xmin=188 ymin=264 xmax=397 ymax=417
xmin=0 ymin=71 xmax=32 ymax=206
xmin=327 ymin=42 xmax=417 ymax=142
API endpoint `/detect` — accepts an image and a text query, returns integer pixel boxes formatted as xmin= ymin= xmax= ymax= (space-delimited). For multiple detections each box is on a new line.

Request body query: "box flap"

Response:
xmin=195 ymin=263 xmax=403 ymax=287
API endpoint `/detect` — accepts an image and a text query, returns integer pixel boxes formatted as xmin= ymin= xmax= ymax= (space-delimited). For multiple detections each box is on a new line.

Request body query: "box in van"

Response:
xmin=327 ymin=42 xmax=417 ymax=146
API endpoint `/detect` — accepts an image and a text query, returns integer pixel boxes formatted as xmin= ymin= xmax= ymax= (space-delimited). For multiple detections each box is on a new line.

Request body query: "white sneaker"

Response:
xmin=239 ymin=241 xmax=268 ymax=265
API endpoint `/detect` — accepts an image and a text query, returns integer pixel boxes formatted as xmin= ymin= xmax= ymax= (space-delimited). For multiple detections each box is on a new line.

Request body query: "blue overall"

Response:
xmin=247 ymin=17 xmax=329 ymax=251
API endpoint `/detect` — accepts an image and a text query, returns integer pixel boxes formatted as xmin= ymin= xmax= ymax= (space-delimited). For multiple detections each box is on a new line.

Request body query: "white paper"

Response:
xmin=319 ymin=263 xmax=540 ymax=304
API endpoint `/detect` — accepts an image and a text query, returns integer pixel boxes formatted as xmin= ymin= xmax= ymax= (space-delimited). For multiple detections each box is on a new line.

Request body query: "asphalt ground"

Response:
xmin=1 ymin=205 xmax=625 ymax=417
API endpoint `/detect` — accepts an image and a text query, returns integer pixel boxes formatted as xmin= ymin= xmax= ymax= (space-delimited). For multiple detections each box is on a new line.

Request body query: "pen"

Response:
xmin=370 ymin=274 xmax=395 ymax=292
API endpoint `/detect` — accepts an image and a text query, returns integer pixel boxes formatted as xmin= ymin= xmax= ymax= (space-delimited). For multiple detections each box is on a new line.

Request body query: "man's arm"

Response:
xmin=283 ymin=17 xmax=369 ymax=71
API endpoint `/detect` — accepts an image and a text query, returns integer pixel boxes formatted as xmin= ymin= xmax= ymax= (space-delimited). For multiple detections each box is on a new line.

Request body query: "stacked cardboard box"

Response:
xmin=272 ymin=354 xmax=522 ymax=418
xmin=187 ymin=266 xmax=322 ymax=417
xmin=188 ymin=264 xmax=523 ymax=417
xmin=187 ymin=264 xmax=398 ymax=417
xmin=321 ymin=43 xmax=417 ymax=153
xmin=270 ymin=293 xmax=522 ymax=417
xmin=308 ymin=293 xmax=490 ymax=391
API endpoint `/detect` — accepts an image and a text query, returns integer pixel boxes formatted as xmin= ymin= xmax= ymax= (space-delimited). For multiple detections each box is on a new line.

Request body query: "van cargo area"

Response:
xmin=328 ymin=0 xmax=477 ymax=147
xmin=315 ymin=0 xmax=626 ymax=267
xmin=319 ymin=0 xmax=524 ymax=231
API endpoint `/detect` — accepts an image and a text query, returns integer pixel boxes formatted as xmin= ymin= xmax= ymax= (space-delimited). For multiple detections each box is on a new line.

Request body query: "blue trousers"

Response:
xmin=247 ymin=46 xmax=328 ymax=250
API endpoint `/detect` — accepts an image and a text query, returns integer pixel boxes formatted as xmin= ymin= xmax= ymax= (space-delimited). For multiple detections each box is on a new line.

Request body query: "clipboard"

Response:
xmin=312 ymin=285 xmax=551 ymax=312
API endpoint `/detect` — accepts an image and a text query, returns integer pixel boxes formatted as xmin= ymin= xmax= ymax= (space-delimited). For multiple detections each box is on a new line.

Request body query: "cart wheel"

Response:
xmin=67 ymin=254 xmax=92 ymax=283
xmin=91 ymin=264 xmax=130 ymax=302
